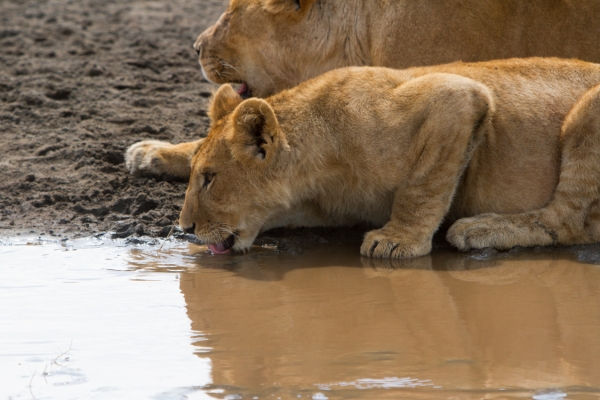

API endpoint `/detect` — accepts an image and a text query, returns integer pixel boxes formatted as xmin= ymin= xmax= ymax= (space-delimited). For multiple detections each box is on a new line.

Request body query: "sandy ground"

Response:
xmin=0 ymin=0 xmax=232 ymax=240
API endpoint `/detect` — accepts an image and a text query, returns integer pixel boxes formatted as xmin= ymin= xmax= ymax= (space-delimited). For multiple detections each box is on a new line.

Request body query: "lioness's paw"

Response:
xmin=447 ymin=214 xmax=513 ymax=251
xmin=360 ymin=229 xmax=431 ymax=259
xmin=125 ymin=140 xmax=179 ymax=179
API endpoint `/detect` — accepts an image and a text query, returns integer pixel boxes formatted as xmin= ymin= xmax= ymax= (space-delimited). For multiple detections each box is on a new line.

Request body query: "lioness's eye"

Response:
xmin=202 ymin=172 xmax=215 ymax=189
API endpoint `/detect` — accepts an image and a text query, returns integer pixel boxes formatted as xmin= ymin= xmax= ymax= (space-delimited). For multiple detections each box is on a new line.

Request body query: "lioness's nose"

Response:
xmin=193 ymin=31 xmax=206 ymax=56
xmin=182 ymin=222 xmax=196 ymax=234
xmin=194 ymin=20 xmax=218 ymax=57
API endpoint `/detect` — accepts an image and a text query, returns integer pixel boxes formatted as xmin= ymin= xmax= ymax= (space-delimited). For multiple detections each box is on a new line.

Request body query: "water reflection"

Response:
xmin=130 ymin=242 xmax=600 ymax=398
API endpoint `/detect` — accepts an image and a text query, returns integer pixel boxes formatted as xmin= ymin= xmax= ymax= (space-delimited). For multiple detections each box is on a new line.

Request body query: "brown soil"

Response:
xmin=0 ymin=0 xmax=229 ymax=240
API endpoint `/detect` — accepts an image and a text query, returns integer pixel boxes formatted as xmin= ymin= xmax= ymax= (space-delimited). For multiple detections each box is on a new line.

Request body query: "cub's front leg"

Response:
xmin=360 ymin=180 xmax=455 ymax=258
xmin=360 ymin=73 xmax=494 ymax=259
xmin=125 ymin=139 xmax=204 ymax=181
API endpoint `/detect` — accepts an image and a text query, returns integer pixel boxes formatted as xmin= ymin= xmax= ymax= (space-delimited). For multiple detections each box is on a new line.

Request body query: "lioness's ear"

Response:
xmin=228 ymin=98 xmax=289 ymax=166
xmin=209 ymin=84 xmax=243 ymax=123
xmin=263 ymin=0 xmax=316 ymax=15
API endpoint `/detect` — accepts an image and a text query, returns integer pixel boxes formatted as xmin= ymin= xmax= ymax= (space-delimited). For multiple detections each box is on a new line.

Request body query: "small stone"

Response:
xmin=158 ymin=225 xmax=176 ymax=237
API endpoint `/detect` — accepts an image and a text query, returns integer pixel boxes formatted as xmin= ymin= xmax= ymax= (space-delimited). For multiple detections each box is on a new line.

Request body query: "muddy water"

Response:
xmin=2 ymin=238 xmax=600 ymax=399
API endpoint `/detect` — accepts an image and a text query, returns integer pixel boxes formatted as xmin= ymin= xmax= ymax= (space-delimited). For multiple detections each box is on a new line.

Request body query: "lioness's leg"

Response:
xmin=361 ymin=74 xmax=493 ymax=258
xmin=448 ymin=84 xmax=600 ymax=250
xmin=125 ymin=139 xmax=205 ymax=181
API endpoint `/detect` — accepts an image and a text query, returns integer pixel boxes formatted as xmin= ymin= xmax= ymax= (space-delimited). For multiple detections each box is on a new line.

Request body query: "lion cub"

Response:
xmin=127 ymin=58 xmax=600 ymax=258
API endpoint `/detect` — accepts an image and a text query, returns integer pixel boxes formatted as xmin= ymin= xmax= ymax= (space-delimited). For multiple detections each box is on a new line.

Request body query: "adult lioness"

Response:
xmin=194 ymin=0 xmax=600 ymax=97
xmin=138 ymin=0 xmax=600 ymax=181
xmin=127 ymin=58 xmax=600 ymax=258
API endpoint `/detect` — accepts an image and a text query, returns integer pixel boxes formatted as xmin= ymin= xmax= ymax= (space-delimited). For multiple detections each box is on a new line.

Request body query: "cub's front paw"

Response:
xmin=125 ymin=140 xmax=188 ymax=180
xmin=360 ymin=228 xmax=432 ymax=259
xmin=447 ymin=213 xmax=522 ymax=251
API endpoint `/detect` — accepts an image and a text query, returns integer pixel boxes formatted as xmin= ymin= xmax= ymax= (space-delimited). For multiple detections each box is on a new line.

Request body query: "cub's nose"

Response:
xmin=182 ymin=223 xmax=196 ymax=235
xmin=193 ymin=43 xmax=200 ymax=55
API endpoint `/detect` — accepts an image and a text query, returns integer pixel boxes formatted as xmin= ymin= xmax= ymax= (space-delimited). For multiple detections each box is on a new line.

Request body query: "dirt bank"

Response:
xmin=0 ymin=0 xmax=230 ymax=240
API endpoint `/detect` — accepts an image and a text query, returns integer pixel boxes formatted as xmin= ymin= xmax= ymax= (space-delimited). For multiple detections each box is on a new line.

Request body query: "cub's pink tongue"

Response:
xmin=208 ymin=242 xmax=231 ymax=255
xmin=207 ymin=234 xmax=235 ymax=255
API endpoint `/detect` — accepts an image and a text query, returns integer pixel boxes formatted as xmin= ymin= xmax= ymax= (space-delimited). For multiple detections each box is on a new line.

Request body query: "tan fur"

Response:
xmin=194 ymin=0 xmax=600 ymax=97
xmin=125 ymin=140 xmax=203 ymax=181
xmin=130 ymin=58 xmax=600 ymax=258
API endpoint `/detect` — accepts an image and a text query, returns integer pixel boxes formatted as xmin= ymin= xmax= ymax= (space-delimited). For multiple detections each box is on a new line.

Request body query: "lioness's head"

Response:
xmin=180 ymin=84 xmax=291 ymax=254
xmin=194 ymin=0 xmax=366 ymax=98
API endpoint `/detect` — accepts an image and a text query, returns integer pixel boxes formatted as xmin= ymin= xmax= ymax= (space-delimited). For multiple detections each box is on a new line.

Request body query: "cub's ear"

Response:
xmin=228 ymin=98 xmax=289 ymax=166
xmin=209 ymin=84 xmax=243 ymax=123
xmin=263 ymin=0 xmax=316 ymax=15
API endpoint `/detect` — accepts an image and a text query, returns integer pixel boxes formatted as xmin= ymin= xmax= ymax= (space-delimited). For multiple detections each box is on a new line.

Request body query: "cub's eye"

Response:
xmin=202 ymin=172 xmax=215 ymax=189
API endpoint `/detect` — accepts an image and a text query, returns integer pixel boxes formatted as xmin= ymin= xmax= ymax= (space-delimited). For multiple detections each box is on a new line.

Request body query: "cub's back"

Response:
xmin=273 ymin=58 xmax=600 ymax=133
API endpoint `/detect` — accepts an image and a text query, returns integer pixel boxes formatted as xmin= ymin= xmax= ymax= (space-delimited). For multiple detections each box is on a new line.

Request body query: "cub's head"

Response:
xmin=180 ymin=84 xmax=291 ymax=254
xmin=194 ymin=0 xmax=349 ymax=98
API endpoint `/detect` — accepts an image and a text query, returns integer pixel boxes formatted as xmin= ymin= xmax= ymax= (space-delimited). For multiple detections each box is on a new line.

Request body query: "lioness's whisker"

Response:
xmin=220 ymin=61 xmax=241 ymax=75
xmin=219 ymin=69 xmax=234 ymax=78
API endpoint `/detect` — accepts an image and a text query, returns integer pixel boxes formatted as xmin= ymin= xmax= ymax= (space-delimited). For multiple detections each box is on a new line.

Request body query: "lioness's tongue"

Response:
xmin=237 ymin=82 xmax=250 ymax=98
xmin=209 ymin=242 xmax=231 ymax=255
